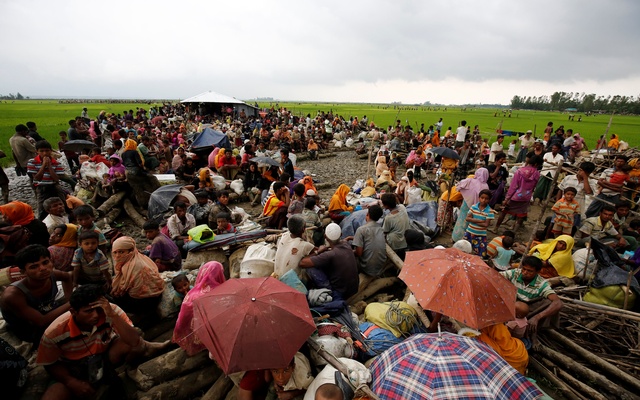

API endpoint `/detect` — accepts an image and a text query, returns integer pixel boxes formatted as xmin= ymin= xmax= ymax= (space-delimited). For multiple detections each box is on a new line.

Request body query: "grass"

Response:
xmin=1 ymin=100 xmax=638 ymax=167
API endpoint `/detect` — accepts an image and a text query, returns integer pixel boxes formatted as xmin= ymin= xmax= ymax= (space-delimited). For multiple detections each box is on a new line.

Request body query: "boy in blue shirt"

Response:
xmin=464 ymin=189 xmax=494 ymax=258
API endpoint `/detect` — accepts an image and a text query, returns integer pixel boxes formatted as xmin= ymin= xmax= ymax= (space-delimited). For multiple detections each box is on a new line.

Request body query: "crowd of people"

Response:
xmin=1 ymin=103 xmax=639 ymax=399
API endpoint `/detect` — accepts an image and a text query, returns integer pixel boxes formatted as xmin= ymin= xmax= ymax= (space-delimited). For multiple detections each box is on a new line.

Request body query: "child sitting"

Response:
xmin=167 ymin=201 xmax=196 ymax=250
xmin=492 ymin=236 xmax=515 ymax=271
xmin=287 ymin=183 xmax=306 ymax=217
xmin=464 ymin=189 xmax=495 ymax=258
xmin=506 ymin=301 xmax=529 ymax=339
xmin=71 ymin=231 xmax=112 ymax=292
xmin=551 ymin=187 xmax=580 ymax=237
xmin=530 ymin=229 xmax=546 ymax=248
xmin=74 ymin=205 xmax=108 ymax=254
xmin=607 ymin=164 xmax=632 ymax=187
xmin=42 ymin=197 xmax=69 ymax=234
xmin=189 ymin=190 xmax=213 ymax=226
xmin=171 ymin=274 xmax=192 ymax=309
xmin=215 ymin=212 xmax=236 ymax=235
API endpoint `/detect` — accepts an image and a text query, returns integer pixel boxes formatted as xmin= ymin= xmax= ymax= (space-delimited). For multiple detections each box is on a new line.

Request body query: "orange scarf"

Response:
xmin=0 ymin=201 xmax=35 ymax=226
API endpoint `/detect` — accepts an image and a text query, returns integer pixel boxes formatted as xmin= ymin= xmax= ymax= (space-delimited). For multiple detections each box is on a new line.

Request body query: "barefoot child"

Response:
xmin=551 ymin=187 xmax=580 ymax=237
xmin=464 ymin=189 xmax=495 ymax=258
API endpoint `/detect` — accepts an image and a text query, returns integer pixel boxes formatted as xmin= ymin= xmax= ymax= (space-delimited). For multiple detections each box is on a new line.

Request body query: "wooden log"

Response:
xmin=306 ymin=338 xmax=381 ymax=400
xmin=546 ymin=329 xmax=640 ymax=393
xmin=137 ymin=364 xmax=221 ymax=400
xmin=347 ymin=277 xmax=400 ymax=305
xmin=537 ymin=344 xmax=640 ymax=400
xmin=97 ymin=191 xmax=126 ymax=214
xmin=128 ymin=348 xmax=210 ymax=391
xmin=528 ymin=358 xmax=583 ymax=400
xmin=124 ymin=198 xmax=147 ymax=227
xmin=96 ymin=208 xmax=122 ymax=229
xmin=538 ymin=357 xmax=607 ymax=400
xmin=558 ymin=296 xmax=640 ymax=322
xmin=224 ymin=386 xmax=238 ymax=400
xmin=385 ymin=244 xmax=404 ymax=271
xmin=201 ymin=375 xmax=234 ymax=400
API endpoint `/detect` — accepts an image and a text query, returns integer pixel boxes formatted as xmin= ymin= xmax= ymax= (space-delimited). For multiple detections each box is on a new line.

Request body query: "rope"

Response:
xmin=384 ymin=301 xmax=418 ymax=338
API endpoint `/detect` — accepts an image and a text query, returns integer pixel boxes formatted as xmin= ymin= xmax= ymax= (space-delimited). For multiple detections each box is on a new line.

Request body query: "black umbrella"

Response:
xmin=430 ymin=147 xmax=460 ymax=160
xmin=147 ymin=184 xmax=184 ymax=220
xmin=64 ymin=140 xmax=97 ymax=153
xmin=249 ymin=156 xmax=280 ymax=167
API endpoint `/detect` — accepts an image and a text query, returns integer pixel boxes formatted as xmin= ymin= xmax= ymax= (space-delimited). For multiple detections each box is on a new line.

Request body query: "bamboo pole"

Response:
xmin=537 ymin=357 xmax=605 ymax=400
xmin=306 ymin=337 xmax=381 ymax=400
xmin=546 ymin=330 xmax=640 ymax=392
xmin=558 ymin=296 xmax=640 ymax=322
xmin=623 ymin=266 xmax=640 ymax=310
xmin=537 ymin=344 xmax=640 ymax=400
xmin=523 ymin=162 xmax=564 ymax=255
xmin=528 ymin=358 xmax=582 ymax=400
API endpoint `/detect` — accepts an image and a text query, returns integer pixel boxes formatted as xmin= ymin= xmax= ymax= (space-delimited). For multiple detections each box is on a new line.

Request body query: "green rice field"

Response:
xmin=1 ymin=100 xmax=639 ymax=166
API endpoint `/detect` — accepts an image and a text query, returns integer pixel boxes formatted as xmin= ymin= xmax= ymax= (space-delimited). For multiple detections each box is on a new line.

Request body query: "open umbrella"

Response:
xmin=400 ymin=248 xmax=516 ymax=329
xmin=193 ymin=277 xmax=316 ymax=374
xmin=370 ymin=333 xmax=542 ymax=400
xmin=249 ymin=156 xmax=280 ymax=167
xmin=64 ymin=140 xmax=97 ymax=153
xmin=430 ymin=146 xmax=460 ymax=160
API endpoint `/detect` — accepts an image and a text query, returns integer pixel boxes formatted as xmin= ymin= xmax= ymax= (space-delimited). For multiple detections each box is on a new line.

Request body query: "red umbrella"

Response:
xmin=400 ymin=248 xmax=516 ymax=329
xmin=193 ymin=277 xmax=316 ymax=374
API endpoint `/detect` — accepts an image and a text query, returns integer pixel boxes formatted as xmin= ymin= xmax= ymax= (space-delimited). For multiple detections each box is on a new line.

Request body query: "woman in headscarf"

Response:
xmin=440 ymin=156 xmax=458 ymax=176
xmin=111 ymin=236 xmax=165 ymax=315
xmin=375 ymin=170 xmax=396 ymax=193
xmin=405 ymin=146 xmax=426 ymax=178
xmin=301 ymin=175 xmax=317 ymax=195
xmin=437 ymin=185 xmax=463 ymax=230
xmin=0 ymin=201 xmax=49 ymax=247
xmin=375 ymin=150 xmax=388 ymax=177
xmin=529 ymin=235 xmax=575 ymax=279
xmin=197 ymin=168 xmax=215 ymax=194
xmin=477 ymin=323 xmax=529 ymax=375
xmin=172 ymin=261 xmax=226 ymax=355
xmin=451 ymin=168 xmax=490 ymax=241
xmin=307 ymin=139 xmax=319 ymax=160
xmin=494 ymin=153 xmax=541 ymax=233
xmin=608 ymin=134 xmax=620 ymax=151
xmin=121 ymin=139 xmax=160 ymax=206
xmin=328 ymin=184 xmax=354 ymax=223
xmin=48 ymin=224 xmax=78 ymax=272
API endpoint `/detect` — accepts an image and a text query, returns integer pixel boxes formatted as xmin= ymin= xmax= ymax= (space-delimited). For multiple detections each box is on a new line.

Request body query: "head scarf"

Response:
xmin=529 ymin=235 xmax=575 ymax=278
xmin=173 ymin=262 xmax=226 ymax=355
xmin=198 ymin=168 xmax=213 ymax=187
xmin=377 ymin=170 xmax=394 ymax=186
xmin=302 ymin=176 xmax=317 ymax=195
xmin=329 ymin=184 xmax=352 ymax=213
xmin=124 ymin=139 xmax=138 ymax=151
xmin=456 ymin=168 xmax=489 ymax=207
xmin=440 ymin=186 xmax=463 ymax=203
xmin=0 ymin=201 xmax=35 ymax=226
xmin=478 ymin=324 xmax=529 ymax=375
xmin=55 ymin=224 xmax=78 ymax=248
xmin=111 ymin=236 xmax=164 ymax=299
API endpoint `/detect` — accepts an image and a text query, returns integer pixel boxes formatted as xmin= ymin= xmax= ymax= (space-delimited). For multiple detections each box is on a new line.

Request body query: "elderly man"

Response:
xmin=299 ymin=223 xmax=359 ymax=300
xmin=575 ymin=205 xmax=627 ymax=249
xmin=500 ymin=256 xmax=563 ymax=334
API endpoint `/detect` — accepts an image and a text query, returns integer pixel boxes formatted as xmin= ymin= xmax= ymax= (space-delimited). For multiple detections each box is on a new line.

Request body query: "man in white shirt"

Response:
xmin=435 ymin=118 xmax=443 ymax=132
xmin=455 ymin=120 xmax=467 ymax=148
xmin=488 ymin=135 xmax=504 ymax=163
xmin=557 ymin=161 xmax=597 ymax=220
xmin=533 ymin=143 xmax=565 ymax=202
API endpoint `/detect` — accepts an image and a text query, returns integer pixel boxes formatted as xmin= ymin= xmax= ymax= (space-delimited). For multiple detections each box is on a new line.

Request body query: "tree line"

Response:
xmin=510 ymin=92 xmax=640 ymax=114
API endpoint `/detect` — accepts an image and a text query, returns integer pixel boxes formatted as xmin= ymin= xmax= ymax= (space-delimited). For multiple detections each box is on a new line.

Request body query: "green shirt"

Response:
xmin=500 ymin=269 xmax=555 ymax=303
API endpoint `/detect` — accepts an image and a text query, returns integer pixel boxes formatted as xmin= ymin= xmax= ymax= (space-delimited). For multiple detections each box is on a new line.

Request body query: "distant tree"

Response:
xmin=15 ymin=92 xmax=23 ymax=100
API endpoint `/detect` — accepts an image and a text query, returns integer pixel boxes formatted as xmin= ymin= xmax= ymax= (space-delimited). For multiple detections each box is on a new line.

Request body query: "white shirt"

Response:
xmin=455 ymin=126 xmax=467 ymax=142
xmin=541 ymin=152 xmax=564 ymax=174
xmin=558 ymin=174 xmax=597 ymax=218
xmin=519 ymin=135 xmax=534 ymax=149
xmin=274 ymin=232 xmax=314 ymax=279
xmin=488 ymin=142 xmax=503 ymax=163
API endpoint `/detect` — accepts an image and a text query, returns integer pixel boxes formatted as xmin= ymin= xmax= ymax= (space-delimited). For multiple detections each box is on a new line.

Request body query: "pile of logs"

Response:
xmin=531 ymin=294 xmax=640 ymax=400
xmin=95 ymin=191 xmax=147 ymax=229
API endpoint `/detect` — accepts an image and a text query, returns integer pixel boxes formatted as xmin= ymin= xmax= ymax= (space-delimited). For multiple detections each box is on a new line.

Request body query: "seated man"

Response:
xmin=143 ymin=220 xmax=182 ymax=272
xmin=217 ymin=149 xmax=240 ymax=180
xmin=274 ymin=215 xmax=315 ymax=279
xmin=0 ymin=244 xmax=72 ymax=345
xmin=574 ymin=205 xmax=627 ymax=249
xmin=42 ymin=197 xmax=69 ymax=234
xmin=500 ymin=256 xmax=563 ymax=334
xmin=299 ymin=223 xmax=359 ymax=300
xmin=36 ymin=285 xmax=169 ymax=400
xmin=208 ymin=190 xmax=242 ymax=227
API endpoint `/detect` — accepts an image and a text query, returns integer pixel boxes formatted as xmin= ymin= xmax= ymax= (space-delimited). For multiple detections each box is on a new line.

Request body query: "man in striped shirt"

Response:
xmin=36 ymin=285 xmax=169 ymax=399
xmin=500 ymin=256 xmax=563 ymax=334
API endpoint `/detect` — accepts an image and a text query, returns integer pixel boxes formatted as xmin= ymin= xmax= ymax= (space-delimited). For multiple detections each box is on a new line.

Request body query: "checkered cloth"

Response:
xmin=370 ymin=333 xmax=542 ymax=400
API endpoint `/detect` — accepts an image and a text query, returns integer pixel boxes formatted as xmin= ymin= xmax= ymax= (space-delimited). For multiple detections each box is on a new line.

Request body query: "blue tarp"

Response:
xmin=339 ymin=201 xmax=438 ymax=239
xmin=191 ymin=127 xmax=231 ymax=150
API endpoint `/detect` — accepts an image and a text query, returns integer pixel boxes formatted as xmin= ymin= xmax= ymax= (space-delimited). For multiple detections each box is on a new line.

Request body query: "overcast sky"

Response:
xmin=1 ymin=0 xmax=639 ymax=105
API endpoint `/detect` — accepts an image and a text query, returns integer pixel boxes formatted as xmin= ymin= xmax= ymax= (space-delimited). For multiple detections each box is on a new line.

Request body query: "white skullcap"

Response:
xmin=306 ymin=189 xmax=316 ymax=196
xmin=453 ymin=240 xmax=473 ymax=254
xmin=325 ymin=223 xmax=342 ymax=241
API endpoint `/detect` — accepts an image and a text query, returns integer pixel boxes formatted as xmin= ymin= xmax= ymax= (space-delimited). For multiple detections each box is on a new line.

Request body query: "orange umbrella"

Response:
xmin=400 ymin=248 xmax=516 ymax=329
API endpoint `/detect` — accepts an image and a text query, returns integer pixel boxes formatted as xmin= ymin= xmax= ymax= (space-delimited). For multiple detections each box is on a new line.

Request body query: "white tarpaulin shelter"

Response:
xmin=181 ymin=91 xmax=258 ymax=117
